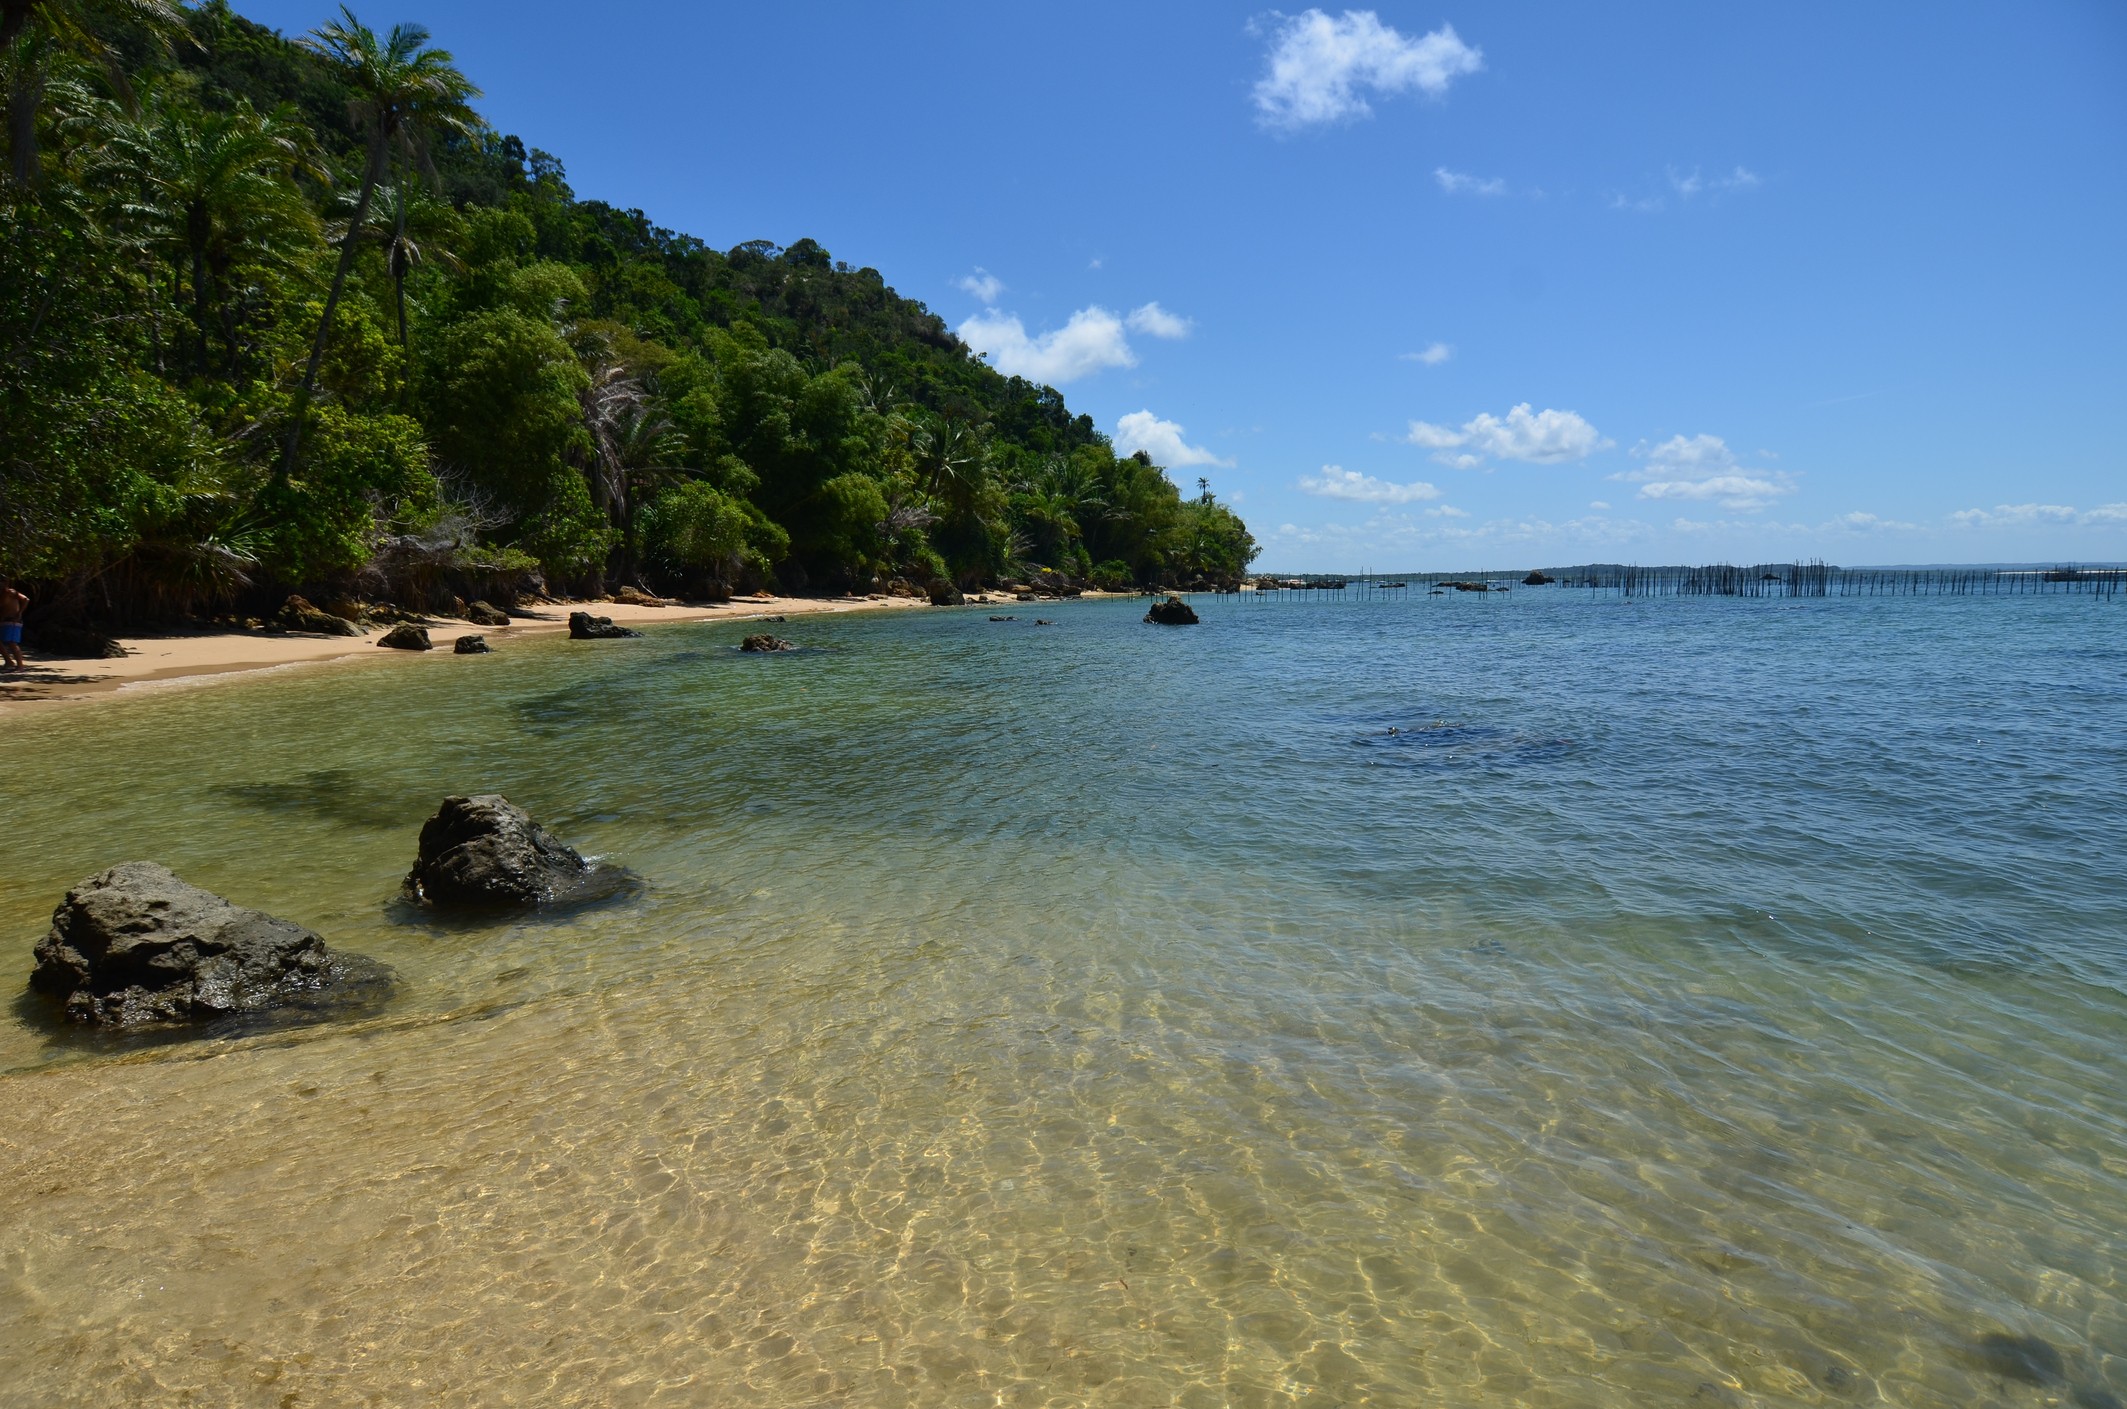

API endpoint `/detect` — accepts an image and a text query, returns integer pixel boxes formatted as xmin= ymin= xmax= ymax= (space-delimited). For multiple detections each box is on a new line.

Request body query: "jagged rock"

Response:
xmin=568 ymin=611 xmax=640 ymax=639
xmin=453 ymin=634 xmax=491 ymax=654
xmin=740 ymin=633 xmax=793 ymax=652
xmin=377 ymin=623 xmax=432 ymax=650
xmin=989 ymin=615 xmax=1017 ymax=622
xmin=1144 ymin=596 xmax=1199 ymax=626
xmin=928 ymin=581 xmax=965 ymax=606
xmin=29 ymin=862 xmax=384 ymax=1028
xmin=365 ymin=603 xmax=428 ymax=624
xmin=405 ymin=795 xmax=608 ymax=908
xmin=610 ymin=585 xmax=667 ymax=607
xmin=466 ymin=600 xmax=511 ymax=626
xmin=884 ymin=577 xmax=926 ymax=599
xmin=276 ymin=594 xmax=360 ymax=637
xmin=1522 ymin=571 xmax=1555 ymax=586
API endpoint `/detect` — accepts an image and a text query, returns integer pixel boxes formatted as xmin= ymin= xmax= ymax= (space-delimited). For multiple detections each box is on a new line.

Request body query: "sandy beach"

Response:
xmin=0 ymin=594 xmax=929 ymax=717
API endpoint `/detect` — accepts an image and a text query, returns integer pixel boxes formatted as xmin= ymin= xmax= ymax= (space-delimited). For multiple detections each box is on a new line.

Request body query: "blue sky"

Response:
xmin=239 ymin=1 xmax=2127 ymax=569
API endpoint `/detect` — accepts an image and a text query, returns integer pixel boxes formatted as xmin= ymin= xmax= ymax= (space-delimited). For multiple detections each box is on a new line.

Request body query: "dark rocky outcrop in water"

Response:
xmin=405 ymin=794 xmax=620 ymax=908
xmin=1144 ymin=596 xmax=1199 ymax=625
xmin=466 ymin=600 xmax=510 ymax=626
xmin=740 ymin=633 xmax=793 ymax=652
xmin=376 ymin=623 xmax=432 ymax=650
xmin=30 ymin=862 xmax=381 ymax=1027
xmin=276 ymin=594 xmax=360 ymax=636
xmin=1522 ymin=571 xmax=1554 ymax=586
xmin=568 ymin=611 xmax=640 ymax=639
xmin=453 ymin=634 xmax=491 ymax=654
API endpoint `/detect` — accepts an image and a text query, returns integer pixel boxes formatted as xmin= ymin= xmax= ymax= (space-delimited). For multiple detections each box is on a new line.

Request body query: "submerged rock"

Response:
xmin=30 ymin=862 xmax=381 ymax=1027
xmin=568 ymin=611 xmax=640 ymax=639
xmin=453 ymin=634 xmax=491 ymax=654
xmin=740 ymin=633 xmax=793 ymax=652
xmin=405 ymin=794 xmax=615 ymax=908
xmin=466 ymin=600 xmax=511 ymax=626
xmin=989 ymin=614 xmax=1016 ymax=621
xmin=1144 ymin=595 xmax=1199 ymax=626
xmin=276 ymin=594 xmax=360 ymax=636
xmin=377 ymin=623 xmax=432 ymax=650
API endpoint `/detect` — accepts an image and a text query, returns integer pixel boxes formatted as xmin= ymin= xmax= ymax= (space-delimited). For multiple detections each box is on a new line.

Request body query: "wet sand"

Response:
xmin=0 ymin=594 xmax=933 ymax=716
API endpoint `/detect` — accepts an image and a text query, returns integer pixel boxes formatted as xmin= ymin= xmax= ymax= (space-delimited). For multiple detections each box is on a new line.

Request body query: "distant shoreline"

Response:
xmin=0 ymin=594 xmax=928 ymax=717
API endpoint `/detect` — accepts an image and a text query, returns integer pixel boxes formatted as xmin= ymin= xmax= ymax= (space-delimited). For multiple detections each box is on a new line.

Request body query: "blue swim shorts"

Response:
xmin=0 ymin=623 xmax=20 ymax=644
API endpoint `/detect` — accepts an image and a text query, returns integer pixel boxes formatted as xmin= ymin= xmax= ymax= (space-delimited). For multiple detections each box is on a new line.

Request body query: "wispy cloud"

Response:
xmin=1125 ymin=302 xmax=1192 ymax=339
xmin=954 ymin=268 xmax=1003 ymax=304
xmin=958 ymin=306 xmax=1136 ymax=384
xmin=1253 ymin=10 xmax=1482 ymax=131
xmin=1299 ymin=465 xmax=1442 ymax=504
xmin=1406 ymin=403 xmax=1610 ymax=467
xmin=1617 ymin=433 xmax=1795 ymax=511
xmin=1611 ymin=165 xmax=1761 ymax=214
xmin=1114 ymin=410 xmax=1231 ymax=468
xmin=1399 ymin=342 xmax=1453 ymax=366
xmin=1434 ymin=166 xmax=1506 ymax=197
xmin=1948 ymin=502 xmax=2127 ymax=529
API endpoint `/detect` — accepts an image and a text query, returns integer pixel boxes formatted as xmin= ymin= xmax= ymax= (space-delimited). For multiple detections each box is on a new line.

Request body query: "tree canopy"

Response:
xmin=0 ymin=0 xmax=1256 ymax=627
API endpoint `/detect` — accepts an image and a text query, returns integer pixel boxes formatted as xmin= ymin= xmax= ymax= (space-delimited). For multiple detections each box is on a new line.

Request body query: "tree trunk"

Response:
xmin=5 ymin=59 xmax=42 ymax=188
xmin=277 ymin=131 xmax=388 ymax=483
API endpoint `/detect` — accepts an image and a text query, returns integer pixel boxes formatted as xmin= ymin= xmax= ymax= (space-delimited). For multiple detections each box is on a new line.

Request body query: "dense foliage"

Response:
xmin=0 ymin=0 xmax=1255 ymax=628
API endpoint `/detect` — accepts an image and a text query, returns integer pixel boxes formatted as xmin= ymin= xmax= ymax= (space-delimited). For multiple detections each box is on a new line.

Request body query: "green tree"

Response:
xmin=2 ymin=0 xmax=186 ymax=186
xmin=280 ymin=5 xmax=476 ymax=478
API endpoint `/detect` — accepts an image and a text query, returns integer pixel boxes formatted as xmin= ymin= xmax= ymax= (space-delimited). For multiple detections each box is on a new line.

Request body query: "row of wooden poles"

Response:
xmin=1230 ymin=563 xmax=2125 ymax=600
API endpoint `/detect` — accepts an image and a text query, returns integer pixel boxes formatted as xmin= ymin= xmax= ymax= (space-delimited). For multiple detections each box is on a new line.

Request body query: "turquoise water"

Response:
xmin=0 ymin=592 xmax=2121 ymax=1405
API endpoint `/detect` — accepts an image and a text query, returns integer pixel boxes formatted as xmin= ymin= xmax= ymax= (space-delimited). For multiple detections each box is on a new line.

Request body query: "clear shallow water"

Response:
xmin=0 ymin=592 xmax=2122 ymax=1406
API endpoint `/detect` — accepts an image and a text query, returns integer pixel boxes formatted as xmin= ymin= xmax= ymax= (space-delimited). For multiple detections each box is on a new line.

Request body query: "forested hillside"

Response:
xmin=0 ymin=0 xmax=1256 ymax=639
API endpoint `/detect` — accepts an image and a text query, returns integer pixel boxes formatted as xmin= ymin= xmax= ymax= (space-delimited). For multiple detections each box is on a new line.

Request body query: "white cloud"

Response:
xmin=1253 ymin=10 xmax=1482 ymax=131
xmin=1949 ymin=502 xmax=2127 ymax=529
xmin=1434 ymin=167 xmax=1505 ymax=197
xmin=1299 ymin=465 xmax=1442 ymax=504
xmin=1405 ymin=403 xmax=1610 ymax=466
xmin=1589 ymin=500 xmax=1611 ymax=510
xmin=1671 ymin=165 xmax=1761 ymax=197
xmin=1618 ymin=433 xmax=1795 ymax=511
xmin=1113 ymin=410 xmax=1231 ymax=468
xmin=1399 ymin=342 xmax=1453 ymax=365
xmin=1126 ymin=302 xmax=1192 ymax=339
xmin=957 ymin=306 xmax=1136 ymax=384
xmin=955 ymin=268 xmax=1003 ymax=303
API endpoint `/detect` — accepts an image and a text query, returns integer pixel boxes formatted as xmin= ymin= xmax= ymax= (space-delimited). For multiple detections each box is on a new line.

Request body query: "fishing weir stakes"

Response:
xmin=1240 ymin=563 xmax=2124 ymax=603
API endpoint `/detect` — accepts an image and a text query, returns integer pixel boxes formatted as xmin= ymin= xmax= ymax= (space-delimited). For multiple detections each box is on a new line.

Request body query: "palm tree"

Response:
xmin=323 ymin=181 xmax=460 ymax=345
xmin=278 ymin=5 xmax=477 ymax=480
xmin=2 ymin=0 xmax=186 ymax=187
xmin=107 ymin=99 xmax=317 ymax=375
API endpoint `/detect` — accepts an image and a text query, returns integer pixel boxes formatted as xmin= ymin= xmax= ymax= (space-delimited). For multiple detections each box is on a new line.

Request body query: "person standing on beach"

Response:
xmin=0 ymin=580 xmax=26 ymax=669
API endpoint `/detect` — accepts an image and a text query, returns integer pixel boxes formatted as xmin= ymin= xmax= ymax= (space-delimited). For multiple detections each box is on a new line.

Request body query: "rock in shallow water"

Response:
xmin=453 ymin=634 xmax=491 ymax=654
xmin=1144 ymin=595 xmax=1199 ymax=625
xmin=740 ymin=633 xmax=793 ymax=652
xmin=568 ymin=611 xmax=640 ymax=639
xmin=29 ymin=862 xmax=382 ymax=1027
xmin=405 ymin=794 xmax=622 ymax=908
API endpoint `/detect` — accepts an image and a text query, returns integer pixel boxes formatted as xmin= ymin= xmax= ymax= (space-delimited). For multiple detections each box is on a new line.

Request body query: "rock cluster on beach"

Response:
xmin=466 ymin=600 xmax=511 ymax=626
xmin=275 ymin=594 xmax=360 ymax=636
xmin=1144 ymin=596 xmax=1199 ymax=625
xmin=568 ymin=611 xmax=640 ymax=639
xmin=30 ymin=862 xmax=383 ymax=1027
xmin=404 ymin=794 xmax=612 ymax=908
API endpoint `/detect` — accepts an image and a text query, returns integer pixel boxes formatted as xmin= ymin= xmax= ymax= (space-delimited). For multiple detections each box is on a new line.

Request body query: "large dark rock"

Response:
xmin=928 ymin=581 xmax=965 ymax=606
xmin=276 ymin=594 xmax=360 ymax=636
xmin=740 ymin=633 xmax=793 ymax=652
xmin=29 ymin=863 xmax=379 ymax=1027
xmin=376 ymin=623 xmax=432 ymax=650
xmin=405 ymin=794 xmax=612 ymax=908
xmin=1144 ymin=595 xmax=1199 ymax=625
xmin=568 ymin=611 xmax=640 ymax=639
xmin=466 ymin=600 xmax=511 ymax=626
xmin=1522 ymin=571 xmax=1555 ymax=586
xmin=453 ymin=634 xmax=491 ymax=654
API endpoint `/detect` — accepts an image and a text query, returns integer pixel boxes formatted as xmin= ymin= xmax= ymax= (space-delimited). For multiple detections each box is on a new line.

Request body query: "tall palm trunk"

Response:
xmin=5 ymin=59 xmax=41 ymax=187
xmin=277 ymin=129 xmax=388 ymax=482
xmin=390 ymin=188 xmax=409 ymax=345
